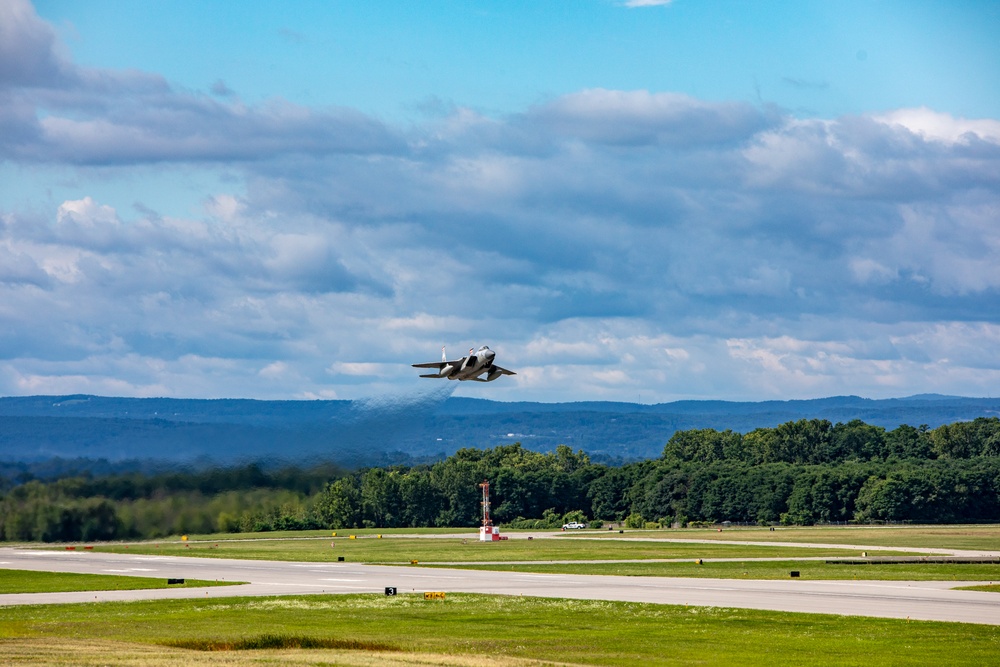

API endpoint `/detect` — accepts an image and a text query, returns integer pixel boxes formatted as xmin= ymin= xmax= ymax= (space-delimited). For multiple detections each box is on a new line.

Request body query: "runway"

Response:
xmin=3 ymin=546 xmax=1000 ymax=625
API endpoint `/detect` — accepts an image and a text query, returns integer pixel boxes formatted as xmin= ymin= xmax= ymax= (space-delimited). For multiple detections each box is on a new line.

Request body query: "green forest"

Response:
xmin=3 ymin=417 xmax=1000 ymax=542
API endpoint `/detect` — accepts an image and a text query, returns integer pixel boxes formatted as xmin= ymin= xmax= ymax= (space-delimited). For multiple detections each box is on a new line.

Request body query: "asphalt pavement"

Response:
xmin=2 ymin=546 xmax=999 ymax=625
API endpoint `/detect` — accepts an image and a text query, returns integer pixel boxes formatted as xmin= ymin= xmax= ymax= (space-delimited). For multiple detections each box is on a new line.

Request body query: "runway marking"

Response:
xmin=319 ymin=578 xmax=364 ymax=582
xmin=260 ymin=582 xmax=372 ymax=590
xmin=102 ymin=568 xmax=158 ymax=573
xmin=258 ymin=582 xmax=339 ymax=587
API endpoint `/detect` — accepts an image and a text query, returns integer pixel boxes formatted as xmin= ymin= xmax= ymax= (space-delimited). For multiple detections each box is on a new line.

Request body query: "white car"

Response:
xmin=562 ymin=522 xmax=586 ymax=529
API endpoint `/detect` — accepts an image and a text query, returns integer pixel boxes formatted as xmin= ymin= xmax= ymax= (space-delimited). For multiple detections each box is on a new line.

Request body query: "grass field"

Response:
xmin=80 ymin=533 xmax=911 ymax=564
xmin=2 ymin=593 xmax=1000 ymax=666
xmin=576 ymin=524 xmax=1000 ymax=551
xmin=960 ymin=584 xmax=1000 ymax=593
xmin=444 ymin=558 xmax=1000 ymax=581
xmin=0 ymin=568 xmax=238 ymax=594
xmin=5 ymin=525 xmax=1000 ymax=664
xmin=36 ymin=524 xmax=1000 ymax=584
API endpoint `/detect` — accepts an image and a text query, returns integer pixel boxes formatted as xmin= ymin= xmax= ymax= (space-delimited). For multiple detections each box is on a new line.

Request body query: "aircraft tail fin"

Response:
xmin=441 ymin=345 xmax=447 ymax=363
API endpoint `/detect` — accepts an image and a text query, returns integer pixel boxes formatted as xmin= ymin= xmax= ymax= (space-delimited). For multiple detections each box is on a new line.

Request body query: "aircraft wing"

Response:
xmin=412 ymin=359 xmax=464 ymax=369
xmin=469 ymin=366 xmax=516 ymax=381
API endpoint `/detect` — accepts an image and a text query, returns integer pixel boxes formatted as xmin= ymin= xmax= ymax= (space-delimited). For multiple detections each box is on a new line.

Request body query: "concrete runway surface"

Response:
xmin=2 ymin=546 xmax=1000 ymax=625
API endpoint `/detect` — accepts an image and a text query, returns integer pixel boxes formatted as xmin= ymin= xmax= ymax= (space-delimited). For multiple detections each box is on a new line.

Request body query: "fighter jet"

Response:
xmin=412 ymin=345 xmax=516 ymax=382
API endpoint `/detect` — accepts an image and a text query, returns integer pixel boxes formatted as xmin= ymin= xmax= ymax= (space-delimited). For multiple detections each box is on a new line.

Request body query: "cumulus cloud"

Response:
xmin=0 ymin=1 xmax=400 ymax=165
xmin=0 ymin=0 xmax=72 ymax=87
xmin=523 ymin=89 xmax=775 ymax=147
xmin=1 ymin=1 xmax=999 ymax=401
xmin=876 ymin=107 xmax=1000 ymax=145
xmin=0 ymin=241 xmax=50 ymax=288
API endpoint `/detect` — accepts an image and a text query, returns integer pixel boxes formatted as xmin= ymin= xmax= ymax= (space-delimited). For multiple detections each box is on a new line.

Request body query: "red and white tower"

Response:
xmin=479 ymin=480 xmax=501 ymax=541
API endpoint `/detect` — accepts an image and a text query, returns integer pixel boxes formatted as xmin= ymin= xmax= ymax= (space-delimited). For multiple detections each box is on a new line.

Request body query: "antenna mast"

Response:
xmin=478 ymin=480 xmax=502 ymax=541
xmin=479 ymin=480 xmax=492 ymax=529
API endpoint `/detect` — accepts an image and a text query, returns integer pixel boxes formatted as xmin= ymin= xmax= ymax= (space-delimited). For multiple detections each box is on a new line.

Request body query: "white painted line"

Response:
xmin=258 ymin=582 xmax=372 ymax=590
xmin=319 ymin=578 xmax=364 ymax=582
xmin=258 ymin=582 xmax=336 ymax=587
xmin=102 ymin=568 xmax=159 ymax=573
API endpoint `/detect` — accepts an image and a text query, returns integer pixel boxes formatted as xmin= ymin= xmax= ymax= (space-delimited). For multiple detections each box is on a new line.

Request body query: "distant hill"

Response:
xmin=1 ymin=394 xmax=998 ymax=467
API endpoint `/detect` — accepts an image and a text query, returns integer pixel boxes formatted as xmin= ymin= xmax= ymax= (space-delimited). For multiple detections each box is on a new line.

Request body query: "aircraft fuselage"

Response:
xmin=412 ymin=345 xmax=515 ymax=382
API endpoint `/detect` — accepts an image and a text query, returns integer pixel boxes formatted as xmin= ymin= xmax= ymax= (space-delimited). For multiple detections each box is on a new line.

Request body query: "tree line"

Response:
xmin=2 ymin=417 xmax=1000 ymax=542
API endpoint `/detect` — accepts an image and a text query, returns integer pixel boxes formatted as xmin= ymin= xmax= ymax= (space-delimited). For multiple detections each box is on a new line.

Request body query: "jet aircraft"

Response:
xmin=412 ymin=345 xmax=516 ymax=382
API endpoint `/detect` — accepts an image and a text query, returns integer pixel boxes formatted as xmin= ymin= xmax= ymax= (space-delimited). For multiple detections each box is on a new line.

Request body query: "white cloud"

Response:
xmin=0 ymin=0 xmax=71 ymax=87
xmin=56 ymin=197 xmax=119 ymax=225
xmin=530 ymin=88 xmax=770 ymax=146
xmin=2 ymin=5 xmax=999 ymax=401
xmin=849 ymin=258 xmax=897 ymax=285
xmin=329 ymin=362 xmax=387 ymax=377
xmin=258 ymin=361 xmax=288 ymax=379
xmin=876 ymin=108 xmax=1000 ymax=145
xmin=204 ymin=194 xmax=245 ymax=221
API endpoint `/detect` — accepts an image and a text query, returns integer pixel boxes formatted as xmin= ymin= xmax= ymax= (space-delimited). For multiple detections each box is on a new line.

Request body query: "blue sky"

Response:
xmin=1 ymin=0 xmax=999 ymax=402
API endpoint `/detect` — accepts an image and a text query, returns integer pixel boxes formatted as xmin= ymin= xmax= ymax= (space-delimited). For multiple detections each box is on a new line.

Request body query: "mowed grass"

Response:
xmin=575 ymin=524 xmax=1000 ymax=551
xmin=83 ymin=534 xmax=903 ymax=564
xmin=960 ymin=584 xmax=1000 ymax=593
xmin=444 ymin=559 xmax=1000 ymax=581
xmin=0 ymin=568 xmax=237 ymax=594
xmin=0 ymin=639 xmax=540 ymax=667
xmin=2 ymin=593 xmax=1000 ymax=666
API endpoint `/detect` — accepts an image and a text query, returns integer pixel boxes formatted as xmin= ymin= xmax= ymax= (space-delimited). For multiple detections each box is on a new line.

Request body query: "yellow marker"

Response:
xmin=349 ymin=535 xmax=356 ymax=540
xmin=181 ymin=535 xmax=188 ymax=541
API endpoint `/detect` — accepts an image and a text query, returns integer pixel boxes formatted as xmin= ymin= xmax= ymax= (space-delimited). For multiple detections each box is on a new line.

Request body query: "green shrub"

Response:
xmin=166 ymin=634 xmax=399 ymax=651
